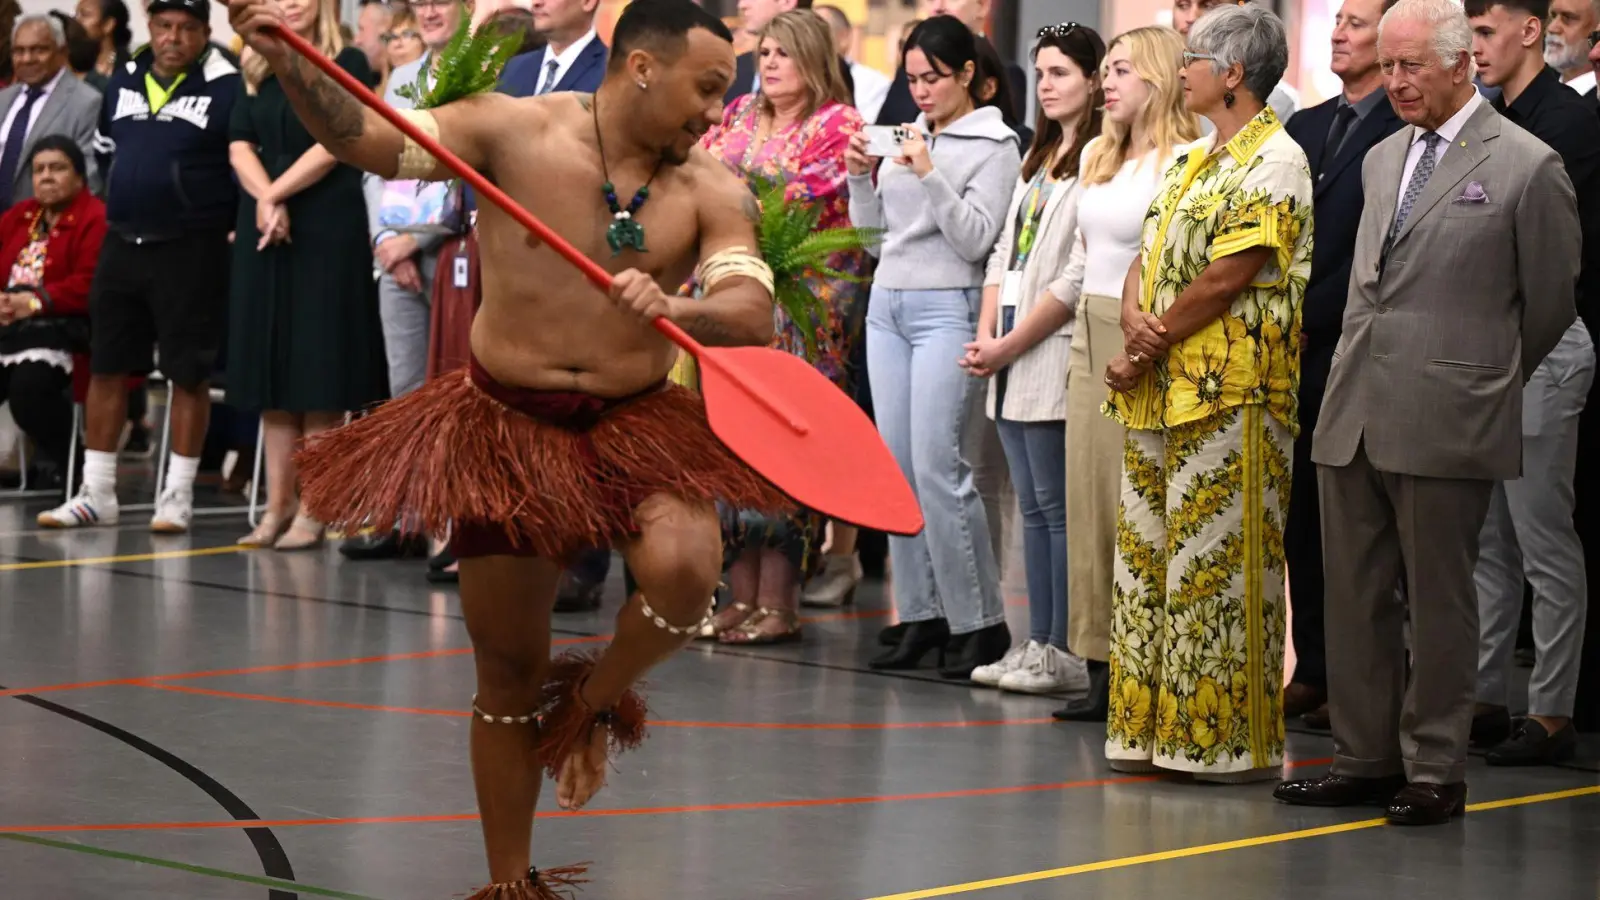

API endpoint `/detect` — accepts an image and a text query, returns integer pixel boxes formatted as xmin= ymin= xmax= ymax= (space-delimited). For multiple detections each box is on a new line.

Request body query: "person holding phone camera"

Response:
xmin=845 ymin=14 xmax=1021 ymax=680
xmin=959 ymin=22 xmax=1105 ymax=696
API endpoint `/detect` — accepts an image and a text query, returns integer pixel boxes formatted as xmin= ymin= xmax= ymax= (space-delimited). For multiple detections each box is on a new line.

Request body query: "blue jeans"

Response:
xmin=866 ymin=285 xmax=1003 ymax=634
xmin=996 ymin=418 xmax=1068 ymax=649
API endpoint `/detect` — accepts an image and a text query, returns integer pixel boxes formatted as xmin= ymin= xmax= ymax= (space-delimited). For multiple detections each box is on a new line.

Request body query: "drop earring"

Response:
xmin=1223 ymin=90 xmax=1235 ymax=108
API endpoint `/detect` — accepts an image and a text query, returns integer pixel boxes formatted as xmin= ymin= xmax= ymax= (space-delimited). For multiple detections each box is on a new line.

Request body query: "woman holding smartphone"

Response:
xmin=845 ymin=14 xmax=1022 ymax=679
xmin=961 ymin=22 xmax=1105 ymax=695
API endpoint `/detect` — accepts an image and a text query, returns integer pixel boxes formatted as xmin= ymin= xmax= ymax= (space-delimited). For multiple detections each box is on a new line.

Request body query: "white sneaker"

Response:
xmin=972 ymin=640 xmax=1040 ymax=687
xmin=37 ymin=486 xmax=119 ymax=528
xmin=150 ymin=488 xmax=193 ymax=534
xmin=1000 ymin=645 xmax=1091 ymax=694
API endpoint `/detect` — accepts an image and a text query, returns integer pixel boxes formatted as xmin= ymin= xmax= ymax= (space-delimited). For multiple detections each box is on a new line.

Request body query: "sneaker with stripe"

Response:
xmin=37 ymin=486 xmax=119 ymax=528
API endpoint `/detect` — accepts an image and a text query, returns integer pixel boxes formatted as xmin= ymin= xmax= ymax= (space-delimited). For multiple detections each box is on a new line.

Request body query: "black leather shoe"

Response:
xmin=1386 ymin=781 xmax=1466 ymax=826
xmin=1470 ymin=706 xmax=1513 ymax=748
xmin=937 ymin=622 xmax=1011 ymax=680
xmin=1053 ymin=660 xmax=1110 ymax=721
xmin=1273 ymin=773 xmax=1408 ymax=808
xmin=339 ymin=531 xmax=426 ymax=561
xmin=869 ymin=618 xmax=949 ymax=670
xmin=878 ymin=622 xmax=909 ymax=646
xmin=1486 ymin=719 xmax=1578 ymax=766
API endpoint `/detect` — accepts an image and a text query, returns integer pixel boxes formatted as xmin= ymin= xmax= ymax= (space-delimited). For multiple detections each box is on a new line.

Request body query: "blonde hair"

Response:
xmin=756 ymin=9 xmax=852 ymax=118
xmin=242 ymin=0 xmax=346 ymax=95
xmin=1081 ymin=25 xmax=1199 ymax=186
xmin=376 ymin=8 xmax=420 ymax=97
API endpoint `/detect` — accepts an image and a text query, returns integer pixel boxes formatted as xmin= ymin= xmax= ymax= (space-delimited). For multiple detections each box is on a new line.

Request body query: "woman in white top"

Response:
xmin=1051 ymin=25 xmax=1200 ymax=722
xmin=960 ymin=22 xmax=1106 ymax=695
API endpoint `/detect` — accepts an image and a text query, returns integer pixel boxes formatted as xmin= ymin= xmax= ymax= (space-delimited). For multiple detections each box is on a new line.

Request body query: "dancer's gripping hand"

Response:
xmin=228 ymin=0 xmax=291 ymax=60
xmin=609 ymin=269 xmax=673 ymax=323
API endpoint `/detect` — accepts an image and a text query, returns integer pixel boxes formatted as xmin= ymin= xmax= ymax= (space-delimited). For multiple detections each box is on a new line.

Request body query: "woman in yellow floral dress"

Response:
xmin=1100 ymin=4 xmax=1312 ymax=782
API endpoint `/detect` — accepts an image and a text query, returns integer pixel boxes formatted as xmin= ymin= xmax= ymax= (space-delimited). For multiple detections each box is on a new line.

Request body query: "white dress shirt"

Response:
xmin=849 ymin=60 xmax=891 ymax=123
xmin=0 ymin=67 xmax=66 ymax=163
xmin=1397 ymin=88 xmax=1483 ymax=201
xmin=1565 ymin=70 xmax=1596 ymax=96
xmin=537 ymin=27 xmax=598 ymax=94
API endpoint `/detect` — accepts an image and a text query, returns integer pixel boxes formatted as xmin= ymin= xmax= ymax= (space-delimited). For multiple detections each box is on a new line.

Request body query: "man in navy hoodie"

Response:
xmin=38 ymin=0 xmax=239 ymax=534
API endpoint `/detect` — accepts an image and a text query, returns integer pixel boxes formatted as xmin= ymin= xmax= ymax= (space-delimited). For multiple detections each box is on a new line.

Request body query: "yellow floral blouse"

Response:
xmin=1105 ymin=107 xmax=1313 ymax=436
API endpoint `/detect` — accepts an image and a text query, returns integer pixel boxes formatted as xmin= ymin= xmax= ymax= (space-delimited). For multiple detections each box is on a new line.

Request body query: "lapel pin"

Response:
xmin=1459 ymin=141 xmax=1467 ymax=147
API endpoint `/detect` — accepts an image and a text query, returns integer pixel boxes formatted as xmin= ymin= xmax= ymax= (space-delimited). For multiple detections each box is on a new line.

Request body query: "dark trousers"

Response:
xmin=0 ymin=361 xmax=75 ymax=471
xmin=1285 ymin=347 xmax=1332 ymax=690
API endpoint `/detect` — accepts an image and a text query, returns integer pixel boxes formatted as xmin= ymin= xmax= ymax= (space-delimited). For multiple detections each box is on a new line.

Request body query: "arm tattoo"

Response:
xmin=280 ymin=54 xmax=366 ymax=147
xmin=740 ymin=192 xmax=760 ymax=225
xmin=682 ymin=312 xmax=737 ymax=345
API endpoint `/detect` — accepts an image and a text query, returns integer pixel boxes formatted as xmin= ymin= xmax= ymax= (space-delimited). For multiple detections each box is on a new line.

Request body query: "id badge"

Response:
xmin=453 ymin=251 xmax=470 ymax=289
xmin=998 ymin=271 xmax=1024 ymax=337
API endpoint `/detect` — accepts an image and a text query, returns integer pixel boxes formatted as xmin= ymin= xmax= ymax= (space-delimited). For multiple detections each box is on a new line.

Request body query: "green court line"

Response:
xmin=0 ymin=832 xmax=384 ymax=899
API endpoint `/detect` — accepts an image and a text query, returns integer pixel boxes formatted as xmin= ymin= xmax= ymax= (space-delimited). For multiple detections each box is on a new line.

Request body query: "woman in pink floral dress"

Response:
xmin=697 ymin=9 xmax=868 ymax=644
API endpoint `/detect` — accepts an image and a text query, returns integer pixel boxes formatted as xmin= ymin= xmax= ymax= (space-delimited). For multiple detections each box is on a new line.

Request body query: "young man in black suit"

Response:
xmin=1280 ymin=0 xmax=1404 ymax=728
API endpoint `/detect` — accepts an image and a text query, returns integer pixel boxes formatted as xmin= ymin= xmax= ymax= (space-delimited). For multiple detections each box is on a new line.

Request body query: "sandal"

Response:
xmin=718 ymin=607 xmax=802 ymax=645
xmin=695 ymin=600 xmax=754 ymax=641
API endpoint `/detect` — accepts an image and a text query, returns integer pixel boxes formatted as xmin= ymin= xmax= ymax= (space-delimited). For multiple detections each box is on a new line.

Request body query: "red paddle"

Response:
xmin=251 ymin=24 xmax=924 ymax=537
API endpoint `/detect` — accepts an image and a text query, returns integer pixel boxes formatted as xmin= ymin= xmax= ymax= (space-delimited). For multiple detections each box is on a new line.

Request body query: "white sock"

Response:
xmin=82 ymin=450 xmax=117 ymax=499
xmin=165 ymin=453 xmax=200 ymax=495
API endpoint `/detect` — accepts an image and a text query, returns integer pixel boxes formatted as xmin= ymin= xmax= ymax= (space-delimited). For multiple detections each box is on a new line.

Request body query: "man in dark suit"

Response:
xmin=499 ymin=0 xmax=606 ymax=97
xmin=1281 ymin=0 xmax=1403 ymax=727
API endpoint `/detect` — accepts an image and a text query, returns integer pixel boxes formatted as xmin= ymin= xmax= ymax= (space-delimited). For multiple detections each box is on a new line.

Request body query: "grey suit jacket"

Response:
xmin=0 ymin=73 xmax=104 ymax=204
xmin=1311 ymin=98 xmax=1580 ymax=482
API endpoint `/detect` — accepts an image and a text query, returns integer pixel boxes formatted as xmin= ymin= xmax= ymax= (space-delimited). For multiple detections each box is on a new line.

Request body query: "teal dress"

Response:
xmin=225 ymin=47 xmax=388 ymax=414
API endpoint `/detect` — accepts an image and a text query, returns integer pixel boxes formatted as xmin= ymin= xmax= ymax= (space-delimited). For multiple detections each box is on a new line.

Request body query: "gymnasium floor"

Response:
xmin=1 ymin=496 xmax=1598 ymax=900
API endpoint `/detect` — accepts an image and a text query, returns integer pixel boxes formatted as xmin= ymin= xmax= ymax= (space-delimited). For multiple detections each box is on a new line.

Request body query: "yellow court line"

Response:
xmin=0 ymin=545 xmax=248 ymax=572
xmin=862 ymin=784 xmax=1600 ymax=900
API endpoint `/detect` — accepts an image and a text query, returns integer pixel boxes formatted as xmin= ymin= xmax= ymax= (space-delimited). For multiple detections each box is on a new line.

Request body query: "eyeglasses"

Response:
xmin=1589 ymin=29 xmax=1599 ymax=48
xmin=1036 ymin=22 xmax=1081 ymax=40
xmin=381 ymin=29 xmax=421 ymax=42
xmin=1182 ymin=50 xmax=1218 ymax=65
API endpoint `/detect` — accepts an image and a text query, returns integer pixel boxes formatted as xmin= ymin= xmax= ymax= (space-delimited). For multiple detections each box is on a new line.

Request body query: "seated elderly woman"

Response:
xmin=1100 ymin=4 xmax=1312 ymax=783
xmin=0 ymin=135 xmax=106 ymax=490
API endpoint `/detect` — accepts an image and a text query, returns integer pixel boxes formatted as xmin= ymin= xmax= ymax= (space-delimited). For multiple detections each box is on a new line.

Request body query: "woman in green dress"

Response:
xmin=226 ymin=0 xmax=388 ymax=550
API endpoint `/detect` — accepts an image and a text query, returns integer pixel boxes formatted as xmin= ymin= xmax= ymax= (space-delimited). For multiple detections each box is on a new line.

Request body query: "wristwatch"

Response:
xmin=26 ymin=296 xmax=41 ymax=314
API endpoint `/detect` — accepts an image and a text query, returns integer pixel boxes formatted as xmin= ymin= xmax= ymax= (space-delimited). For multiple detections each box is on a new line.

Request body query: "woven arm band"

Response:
xmin=394 ymin=109 xmax=443 ymax=180
xmin=696 ymin=246 xmax=774 ymax=298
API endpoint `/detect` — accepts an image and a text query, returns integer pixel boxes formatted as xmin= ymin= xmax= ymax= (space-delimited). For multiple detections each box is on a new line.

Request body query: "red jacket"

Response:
xmin=0 ymin=189 xmax=107 ymax=317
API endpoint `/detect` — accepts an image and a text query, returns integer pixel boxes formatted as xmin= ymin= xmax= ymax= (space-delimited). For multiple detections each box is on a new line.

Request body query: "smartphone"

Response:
xmin=864 ymin=124 xmax=912 ymax=158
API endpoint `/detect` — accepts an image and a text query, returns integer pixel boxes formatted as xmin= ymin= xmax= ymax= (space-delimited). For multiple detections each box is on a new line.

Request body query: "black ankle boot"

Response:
xmin=869 ymin=618 xmax=950 ymax=670
xmin=938 ymin=621 xmax=1011 ymax=680
xmin=1053 ymin=659 xmax=1110 ymax=721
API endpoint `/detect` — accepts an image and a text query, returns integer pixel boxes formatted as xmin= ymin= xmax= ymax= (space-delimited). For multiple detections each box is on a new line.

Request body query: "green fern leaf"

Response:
xmin=396 ymin=6 xmax=519 ymax=110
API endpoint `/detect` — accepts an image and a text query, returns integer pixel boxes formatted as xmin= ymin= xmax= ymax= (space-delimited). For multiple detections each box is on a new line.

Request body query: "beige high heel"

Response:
xmin=273 ymin=512 xmax=325 ymax=551
xmin=238 ymin=507 xmax=296 ymax=548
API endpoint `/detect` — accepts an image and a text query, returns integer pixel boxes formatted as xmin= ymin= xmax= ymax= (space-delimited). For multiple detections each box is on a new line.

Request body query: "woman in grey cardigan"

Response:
xmin=962 ymin=22 xmax=1105 ymax=695
xmin=845 ymin=15 xmax=1022 ymax=679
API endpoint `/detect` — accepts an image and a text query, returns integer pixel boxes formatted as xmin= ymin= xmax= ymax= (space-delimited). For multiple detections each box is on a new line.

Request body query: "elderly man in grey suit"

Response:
xmin=0 ymin=15 xmax=103 ymax=209
xmin=1274 ymin=0 xmax=1580 ymax=826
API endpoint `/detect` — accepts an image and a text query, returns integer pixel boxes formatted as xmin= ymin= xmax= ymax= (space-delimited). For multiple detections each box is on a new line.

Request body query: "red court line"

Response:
xmin=0 ymin=636 xmax=609 ymax=700
xmin=144 ymin=683 xmax=1059 ymax=729
xmin=0 ymin=760 xmax=1335 ymax=834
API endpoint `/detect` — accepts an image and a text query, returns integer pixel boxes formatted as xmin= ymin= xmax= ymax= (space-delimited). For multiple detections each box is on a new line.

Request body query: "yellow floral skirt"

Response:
xmin=1106 ymin=404 xmax=1291 ymax=775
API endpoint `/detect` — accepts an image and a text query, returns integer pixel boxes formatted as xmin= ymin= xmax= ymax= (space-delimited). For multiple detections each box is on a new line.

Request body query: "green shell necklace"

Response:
xmin=592 ymin=95 xmax=664 ymax=256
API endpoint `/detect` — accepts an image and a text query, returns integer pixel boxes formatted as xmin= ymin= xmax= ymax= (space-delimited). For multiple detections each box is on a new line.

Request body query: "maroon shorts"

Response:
xmin=294 ymin=355 xmax=791 ymax=564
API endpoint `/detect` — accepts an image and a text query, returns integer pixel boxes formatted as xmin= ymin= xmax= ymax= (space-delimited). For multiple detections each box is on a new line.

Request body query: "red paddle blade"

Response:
xmin=695 ymin=345 xmax=923 ymax=537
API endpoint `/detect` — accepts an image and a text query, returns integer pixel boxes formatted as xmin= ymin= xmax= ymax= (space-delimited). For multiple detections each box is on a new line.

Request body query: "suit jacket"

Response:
xmin=1284 ymin=92 xmax=1404 ymax=398
xmin=0 ymin=72 xmax=104 ymax=204
xmin=499 ymin=36 xmax=607 ymax=97
xmin=723 ymin=51 xmax=854 ymax=108
xmin=1311 ymin=98 xmax=1580 ymax=482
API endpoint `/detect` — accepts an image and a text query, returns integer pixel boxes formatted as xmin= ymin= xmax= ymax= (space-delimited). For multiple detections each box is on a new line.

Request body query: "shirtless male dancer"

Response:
xmin=225 ymin=0 xmax=792 ymax=895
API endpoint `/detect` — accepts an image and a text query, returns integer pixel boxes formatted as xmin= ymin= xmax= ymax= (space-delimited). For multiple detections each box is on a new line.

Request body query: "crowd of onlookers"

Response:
xmin=1 ymin=0 xmax=1597 ymax=830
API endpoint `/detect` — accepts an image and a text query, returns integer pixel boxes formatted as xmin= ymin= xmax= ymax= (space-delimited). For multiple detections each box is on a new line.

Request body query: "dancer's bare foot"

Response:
xmin=554 ymin=723 xmax=610 ymax=810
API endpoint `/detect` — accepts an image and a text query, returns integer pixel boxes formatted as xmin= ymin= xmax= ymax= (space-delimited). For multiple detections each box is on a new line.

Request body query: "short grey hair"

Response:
xmin=1188 ymin=4 xmax=1289 ymax=106
xmin=11 ymin=14 xmax=66 ymax=49
xmin=1379 ymin=0 xmax=1473 ymax=71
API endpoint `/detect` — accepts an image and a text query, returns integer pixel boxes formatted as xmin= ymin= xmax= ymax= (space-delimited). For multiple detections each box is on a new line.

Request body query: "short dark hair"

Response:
xmin=608 ymin=0 xmax=734 ymax=72
xmin=29 ymin=134 xmax=87 ymax=179
xmin=901 ymin=15 xmax=985 ymax=106
xmin=48 ymin=10 xmax=100 ymax=75
xmin=1463 ymin=0 xmax=1549 ymax=17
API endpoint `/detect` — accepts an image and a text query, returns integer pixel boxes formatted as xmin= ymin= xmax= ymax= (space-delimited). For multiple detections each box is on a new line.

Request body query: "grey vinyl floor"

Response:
xmin=0 ymin=496 xmax=1597 ymax=900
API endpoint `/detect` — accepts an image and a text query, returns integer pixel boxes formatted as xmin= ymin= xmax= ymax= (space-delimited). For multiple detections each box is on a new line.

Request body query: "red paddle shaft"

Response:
xmin=257 ymin=24 xmax=811 ymax=434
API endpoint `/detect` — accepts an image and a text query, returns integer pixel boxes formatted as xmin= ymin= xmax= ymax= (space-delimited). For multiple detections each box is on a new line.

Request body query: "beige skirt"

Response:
xmin=1065 ymin=292 xmax=1123 ymax=662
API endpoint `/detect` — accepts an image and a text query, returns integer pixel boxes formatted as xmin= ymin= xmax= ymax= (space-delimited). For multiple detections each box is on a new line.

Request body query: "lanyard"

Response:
xmin=144 ymin=71 xmax=188 ymax=115
xmin=1013 ymin=170 xmax=1052 ymax=268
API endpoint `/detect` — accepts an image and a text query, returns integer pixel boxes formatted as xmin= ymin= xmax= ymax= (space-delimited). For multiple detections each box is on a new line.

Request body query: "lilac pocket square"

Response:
xmin=1456 ymin=181 xmax=1489 ymax=203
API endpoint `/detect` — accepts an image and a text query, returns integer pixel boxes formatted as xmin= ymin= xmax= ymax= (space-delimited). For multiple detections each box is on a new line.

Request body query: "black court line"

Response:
xmin=1 ymin=686 xmax=297 ymax=900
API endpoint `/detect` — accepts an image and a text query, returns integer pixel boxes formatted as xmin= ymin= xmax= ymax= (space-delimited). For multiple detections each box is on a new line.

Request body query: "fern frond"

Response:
xmin=396 ymin=6 xmax=520 ymax=110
